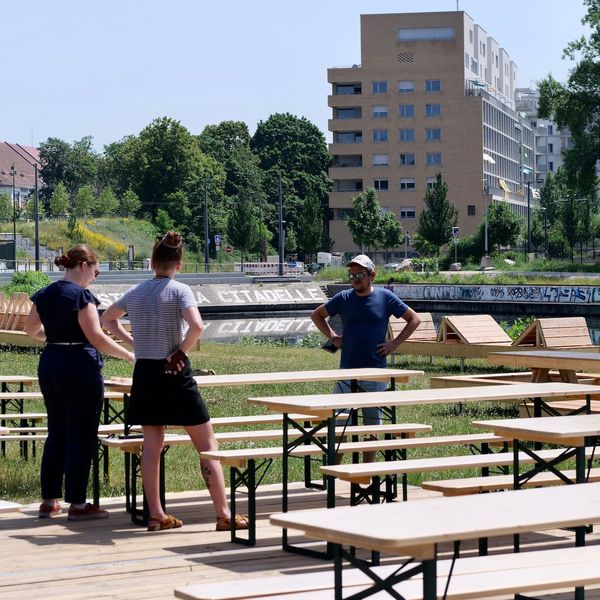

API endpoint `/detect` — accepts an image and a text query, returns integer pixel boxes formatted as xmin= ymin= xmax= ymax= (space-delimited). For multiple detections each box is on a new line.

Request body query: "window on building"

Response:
xmin=469 ymin=30 xmax=473 ymax=43
xmin=400 ymin=178 xmax=416 ymax=191
xmin=398 ymin=128 xmax=415 ymax=142
xmin=338 ymin=208 xmax=354 ymax=220
xmin=397 ymin=27 xmax=454 ymax=41
xmin=336 ymin=180 xmax=363 ymax=192
xmin=373 ymin=153 xmax=389 ymax=167
xmin=425 ymin=79 xmax=441 ymax=92
xmin=372 ymin=81 xmax=388 ymax=94
xmin=482 ymin=42 xmax=486 ymax=57
xmin=426 ymin=177 xmax=437 ymax=190
xmin=398 ymin=80 xmax=415 ymax=93
xmin=374 ymin=179 xmax=389 ymax=191
xmin=372 ymin=129 xmax=388 ymax=142
xmin=425 ymin=103 xmax=441 ymax=117
xmin=372 ymin=105 xmax=388 ymax=118
xmin=425 ymin=128 xmax=442 ymax=142
xmin=548 ymin=161 xmax=554 ymax=172
xmin=495 ymin=55 xmax=499 ymax=67
xmin=426 ymin=152 xmax=442 ymax=165
xmin=399 ymin=153 xmax=416 ymax=166
xmin=400 ymin=206 xmax=416 ymax=218
xmin=398 ymin=104 xmax=415 ymax=117
xmin=548 ymin=142 xmax=554 ymax=153
xmin=548 ymin=125 xmax=553 ymax=135
xmin=471 ymin=58 xmax=478 ymax=73
xmin=467 ymin=205 xmax=476 ymax=216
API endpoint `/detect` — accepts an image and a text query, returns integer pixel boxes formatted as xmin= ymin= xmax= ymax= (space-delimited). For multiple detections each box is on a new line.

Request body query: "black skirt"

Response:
xmin=127 ymin=358 xmax=210 ymax=426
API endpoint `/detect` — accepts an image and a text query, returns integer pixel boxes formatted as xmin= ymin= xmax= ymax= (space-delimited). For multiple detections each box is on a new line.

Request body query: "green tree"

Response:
xmin=538 ymin=0 xmax=600 ymax=199
xmin=67 ymin=214 xmax=84 ymax=244
xmin=485 ymin=201 xmax=522 ymax=250
xmin=155 ymin=208 xmax=174 ymax=233
xmin=39 ymin=136 xmax=98 ymax=201
xmin=297 ymin=191 xmax=324 ymax=262
xmin=284 ymin=225 xmax=298 ymax=256
xmin=380 ymin=211 xmax=404 ymax=261
xmin=0 ymin=192 xmax=11 ymax=222
xmin=347 ymin=188 xmax=384 ymax=252
xmin=95 ymin=187 xmax=119 ymax=216
xmin=415 ymin=174 xmax=458 ymax=256
xmin=74 ymin=185 xmax=94 ymax=218
xmin=23 ymin=193 xmax=45 ymax=221
xmin=228 ymin=192 xmax=260 ymax=264
xmin=252 ymin=113 xmax=331 ymax=250
xmin=120 ymin=189 xmax=141 ymax=216
xmin=49 ymin=181 xmax=70 ymax=217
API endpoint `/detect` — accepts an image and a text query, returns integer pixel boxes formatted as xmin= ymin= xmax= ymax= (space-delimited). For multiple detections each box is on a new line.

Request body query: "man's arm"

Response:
xmin=376 ymin=307 xmax=421 ymax=356
xmin=311 ymin=304 xmax=343 ymax=348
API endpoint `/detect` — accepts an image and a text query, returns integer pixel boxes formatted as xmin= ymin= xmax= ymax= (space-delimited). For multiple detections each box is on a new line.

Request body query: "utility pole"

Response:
xmin=204 ymin=179 xmax=209 ymax=273
xmin=278 ymin=175 xmax=284 ymax=276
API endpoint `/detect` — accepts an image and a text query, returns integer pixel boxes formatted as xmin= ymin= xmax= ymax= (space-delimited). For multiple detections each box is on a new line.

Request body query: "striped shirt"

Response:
xmin=116 ymin=277 xmax=198 ymax=359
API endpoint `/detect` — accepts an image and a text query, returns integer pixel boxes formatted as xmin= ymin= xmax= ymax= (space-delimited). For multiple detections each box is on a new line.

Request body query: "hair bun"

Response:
xmin=161 ymin=231 xmax=183 ymax=249
xmin=54 ymin=254 xmax=69 ymax=267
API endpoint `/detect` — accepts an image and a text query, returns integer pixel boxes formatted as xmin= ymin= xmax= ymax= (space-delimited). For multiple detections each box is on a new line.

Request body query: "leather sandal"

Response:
xmin=216 ymin=513 xmax=250 ymax=531
xmin=147 ymin=514 xmax=183 ymax=532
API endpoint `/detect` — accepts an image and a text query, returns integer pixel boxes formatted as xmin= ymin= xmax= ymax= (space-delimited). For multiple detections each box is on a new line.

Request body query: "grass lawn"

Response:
xmin=0 ymin=342 xmax=520 ymax=503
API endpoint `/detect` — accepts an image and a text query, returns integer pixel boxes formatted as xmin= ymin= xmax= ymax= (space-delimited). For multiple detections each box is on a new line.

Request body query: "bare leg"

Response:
xmin=140 ymin=425 xmax=167 ymax=520
xmin=185 ymin=422 xmax=229 ymax=519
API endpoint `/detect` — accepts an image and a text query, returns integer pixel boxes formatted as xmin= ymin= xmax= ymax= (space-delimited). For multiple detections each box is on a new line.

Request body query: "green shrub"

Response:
xmin=3 ymin=271 xmax=51 ymax=297
xmin=499 ymin=316 xmax=534 ymax=341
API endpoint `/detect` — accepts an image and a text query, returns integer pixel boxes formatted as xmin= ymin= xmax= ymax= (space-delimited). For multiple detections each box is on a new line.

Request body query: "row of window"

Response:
xmin=335 ymin=103 xmax=442 ymax=119
xmin=372 ymin=79 xmax=441 ymax=94
xmin=335 ymin=175 xmax=443 ymax=193
xmin=372 ymin=152 xmax=443 ymax=166
xmin=334 ymin=204 xmax=478 ymax=221
xmin=335 ymin=128 xmax=442 ymax=144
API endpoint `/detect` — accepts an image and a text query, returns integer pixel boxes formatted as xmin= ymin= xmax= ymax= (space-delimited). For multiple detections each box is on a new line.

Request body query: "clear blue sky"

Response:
xmin=4 ymin=0 xmax=588 ymax=151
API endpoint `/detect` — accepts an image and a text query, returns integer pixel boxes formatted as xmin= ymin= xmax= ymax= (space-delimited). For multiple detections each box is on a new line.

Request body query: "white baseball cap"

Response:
xmin=347 ymin=254 xmax=375 ymax=272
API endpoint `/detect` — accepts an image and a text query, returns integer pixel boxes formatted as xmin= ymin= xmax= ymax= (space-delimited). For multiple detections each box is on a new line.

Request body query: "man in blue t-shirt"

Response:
xmin=311 ymin=254 xmax=420 ymax=460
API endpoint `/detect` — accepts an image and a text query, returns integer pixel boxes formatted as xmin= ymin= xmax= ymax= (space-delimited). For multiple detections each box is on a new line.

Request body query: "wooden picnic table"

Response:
xmin=270 ymin=482 xmax=600 ymax=600
xmin=488 ymin=350 xmax=600 ymax=384
xmin=249 ymin=381 xmax=600 ymax=558
xmin=473 ymin=413 xmax=600 ymax=492
xmin=104 ymin=367 xmax=424 ymax=393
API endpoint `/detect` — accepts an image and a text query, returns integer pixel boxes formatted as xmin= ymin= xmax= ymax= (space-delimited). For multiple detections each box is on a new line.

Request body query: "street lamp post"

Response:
xmin=203 ymin=179 xmax=209 ymax=273
xmin=526 ymin=180 xmax=532 ymax=255
xmin=33 ymin=164 xmax=40 ymax=270
xmin=405 ymin=231 xmax=410 ymax=258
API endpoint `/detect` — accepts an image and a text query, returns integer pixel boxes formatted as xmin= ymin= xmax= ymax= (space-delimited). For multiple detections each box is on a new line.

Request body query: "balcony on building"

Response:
xmin=334 ymin=179 xmax=363 ymax=193
xmin=331 ymin=131 xmax=363 ymax=149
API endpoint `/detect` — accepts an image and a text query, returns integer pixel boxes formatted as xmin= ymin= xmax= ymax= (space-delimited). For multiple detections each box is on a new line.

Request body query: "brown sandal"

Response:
xmin=216 ymin=514 xmax=249 ymax=531
xmin=147 ymin=514 xmax=183 ymax=531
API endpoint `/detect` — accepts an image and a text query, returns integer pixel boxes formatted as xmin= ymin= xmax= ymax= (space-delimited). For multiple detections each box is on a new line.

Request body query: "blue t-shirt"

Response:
xmin=325 ymin=287 xmax=408 ymax=369
xmin=31 ymin=280 xmax=100 ymax=344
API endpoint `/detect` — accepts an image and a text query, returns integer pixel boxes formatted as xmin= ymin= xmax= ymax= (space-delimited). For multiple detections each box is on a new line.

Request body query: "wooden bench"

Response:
xmin=174 ymin=544 xmax=600 ymax=600
xmin=320 ymin=446 xmax=599 ymax=505
xmin=0 ymin=500 xmax=22 ymax=514
xmin=422 ymin=466 xmax=600 ymax=496
xmin=431 ymin=371 xmax=600 ymax=389
xmin=0 ymin=292 xmax=31 ymax=331
xmin=198 ymin=432 xmax=508 ymax=544
xmin=94 ymin=422 xmax=431 ymax=539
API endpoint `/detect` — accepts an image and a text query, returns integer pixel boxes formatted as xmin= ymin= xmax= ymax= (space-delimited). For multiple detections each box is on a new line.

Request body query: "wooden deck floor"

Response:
xmin=2 ymin=483 xmax=600 ymax=600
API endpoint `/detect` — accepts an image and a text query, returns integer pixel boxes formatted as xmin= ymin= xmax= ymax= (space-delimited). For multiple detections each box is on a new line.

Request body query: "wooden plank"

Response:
xmin=422 ymin=466 xmax=600 ymax=496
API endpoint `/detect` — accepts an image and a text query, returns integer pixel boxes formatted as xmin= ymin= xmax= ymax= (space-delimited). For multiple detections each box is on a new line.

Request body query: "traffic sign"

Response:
xmin=225 ymin=245 xmax=233 ymax=253
xmin=214 ymin=234 xmax=222 ymax=245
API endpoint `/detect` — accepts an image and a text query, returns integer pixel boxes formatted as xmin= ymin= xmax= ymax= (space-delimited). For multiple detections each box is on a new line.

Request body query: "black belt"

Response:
xmin=46 ymin=342 xmax=85 ymax=346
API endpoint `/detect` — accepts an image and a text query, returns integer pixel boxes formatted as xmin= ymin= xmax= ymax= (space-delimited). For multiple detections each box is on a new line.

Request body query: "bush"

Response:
xmin=3 ymin=271 xmax=51 ymax=297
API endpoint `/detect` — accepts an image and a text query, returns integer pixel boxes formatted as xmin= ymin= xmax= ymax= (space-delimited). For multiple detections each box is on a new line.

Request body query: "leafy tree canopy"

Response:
xmin=347 ymin=188 xmax=384 ymax=252
xmin=415 ymin=173 xmax=458 ymax=255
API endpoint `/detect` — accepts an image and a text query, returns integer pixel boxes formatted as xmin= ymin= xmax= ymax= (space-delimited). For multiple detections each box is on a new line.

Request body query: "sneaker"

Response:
xmin=67 ymin=503 xmax=109 ymax=521
xmin=38 ymin=502 xmax=62 ymax=518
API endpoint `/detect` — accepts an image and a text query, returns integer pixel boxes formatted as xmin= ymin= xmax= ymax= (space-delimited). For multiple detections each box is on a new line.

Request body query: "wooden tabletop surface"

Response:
xmin=270 ymin=482 xmax=600 ymax=557
xmin=104 ymin=367 xmax=424 ymax=392
xmin=0 ymin=376 xmax=37 ymax=384
xmin=473 ymin=413 xmax=600 ymax=445
xmin=488 ymin=350 xmax=600 ymax=371
xmin=249 ymin=382 xmax=600 ymax=417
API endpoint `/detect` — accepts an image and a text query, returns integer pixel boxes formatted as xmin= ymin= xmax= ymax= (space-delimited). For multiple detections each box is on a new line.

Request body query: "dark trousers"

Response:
xmin=38 ymin=347 xmax=103 ymax=504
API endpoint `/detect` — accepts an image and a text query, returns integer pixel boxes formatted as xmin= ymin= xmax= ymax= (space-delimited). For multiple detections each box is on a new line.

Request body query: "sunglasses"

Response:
xmin=348 ymin=271 xmax=370 ymax=281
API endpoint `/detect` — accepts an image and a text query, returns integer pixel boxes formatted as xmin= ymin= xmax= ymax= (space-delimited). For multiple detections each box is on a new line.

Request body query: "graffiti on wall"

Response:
xmin=393 ymin=284 xmax=600 ymax=304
